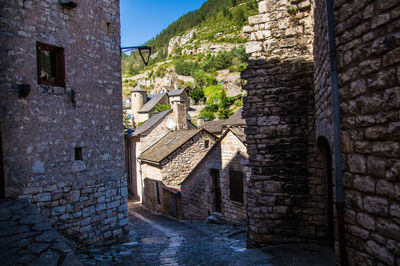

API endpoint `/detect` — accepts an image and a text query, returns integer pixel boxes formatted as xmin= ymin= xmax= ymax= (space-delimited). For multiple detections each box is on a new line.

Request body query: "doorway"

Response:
xmin=318 ymin=137 xmax=334 ymax=247
xmin=211 ymin=169 xmax=221 ymax=213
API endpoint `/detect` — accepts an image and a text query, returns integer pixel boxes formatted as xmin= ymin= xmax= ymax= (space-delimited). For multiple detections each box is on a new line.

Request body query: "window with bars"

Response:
xmin=229 ymin=169 xmax=243 ymax=203
xmin=36 ymin=41 xmax=65 ymax=87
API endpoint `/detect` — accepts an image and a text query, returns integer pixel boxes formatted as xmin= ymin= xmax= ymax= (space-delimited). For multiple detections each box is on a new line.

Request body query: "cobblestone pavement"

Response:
xmin=0 ymin=199 xmax=82 ymax=266
xmin=79 ymin=200 xmax=335 ymax=265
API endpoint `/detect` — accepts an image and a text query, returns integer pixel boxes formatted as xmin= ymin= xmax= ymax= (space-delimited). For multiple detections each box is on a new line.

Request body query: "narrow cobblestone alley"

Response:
xmin=78 ymin=200 xmax=335 ymax=265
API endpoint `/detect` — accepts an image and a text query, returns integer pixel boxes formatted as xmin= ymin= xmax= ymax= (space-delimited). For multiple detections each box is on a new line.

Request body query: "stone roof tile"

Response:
xmin=138 ymin=129 xmax=203 ymax=164
xmin=132 ymin=109 xmax=172 ymax=136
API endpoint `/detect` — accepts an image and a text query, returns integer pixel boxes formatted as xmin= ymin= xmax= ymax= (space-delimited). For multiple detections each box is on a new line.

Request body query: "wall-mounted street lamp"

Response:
xmin=120 ymin=46 xmax=152 ymax=66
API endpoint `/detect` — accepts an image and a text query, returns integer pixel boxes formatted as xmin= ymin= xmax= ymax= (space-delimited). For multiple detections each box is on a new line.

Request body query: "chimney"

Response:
xmin=197 ymin=116 xmax=204 ymax=127
xmin=174 ymin=83 xmax=179 ymax=90
xmin=172 ymin=100 xmax=188 ymax=130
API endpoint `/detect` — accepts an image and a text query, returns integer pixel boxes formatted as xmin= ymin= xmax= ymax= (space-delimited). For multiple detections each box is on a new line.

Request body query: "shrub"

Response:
xmin=200 ymin=109 xmax=216 ymax=121
xmin=155 ymin=104 xmax=171 ymax=112
xmin=189 ymin=88 xmax=205 ymax=104
xmin=204 ymin=85 xmax=225 ymax=105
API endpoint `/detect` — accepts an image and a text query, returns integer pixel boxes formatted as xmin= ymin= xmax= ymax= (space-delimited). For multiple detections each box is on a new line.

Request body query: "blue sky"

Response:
xmin=120 ymin=0 xmax=208 ymax=47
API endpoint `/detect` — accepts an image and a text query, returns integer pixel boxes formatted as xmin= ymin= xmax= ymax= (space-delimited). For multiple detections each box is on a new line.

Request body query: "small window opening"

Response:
xmin=205 ymin=140 xmax=209 ymax=148
xmin=107 ymin=22 xmax=111 ymax=32
xmin=156 ymin=182 xmax=160 ymax=205
xmin=75 ymin=147 xmax=83 ymax=161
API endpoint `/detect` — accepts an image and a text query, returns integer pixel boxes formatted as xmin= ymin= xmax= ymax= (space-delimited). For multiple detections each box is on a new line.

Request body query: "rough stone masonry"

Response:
xmin=0 ymin=0 xmax=128 ymax=246
xmin=242 ymin=0 xmax=400 ymax=265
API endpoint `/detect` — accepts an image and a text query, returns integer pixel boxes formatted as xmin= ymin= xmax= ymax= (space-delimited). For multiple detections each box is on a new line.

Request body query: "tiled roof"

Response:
xmin=138 ymin=129 xmax=203 ymax=164
xmin=132 ymin=109 xmax=172 ymax=136
xmin=201 ymin=120 xmax=225 ymax=134
xmin=133 ymin=85 xmax=146 ymax=92
xmin=168 ymin=89 xmax=185 ymax=96
xmin=162 ymin=86 xmax=175 ymax=91
xmin=200 ymin=108 xmax=246 ymax=134
xmin=139 ymin=92 xmax=166 ymax=113
xmin=222 ymin=108 xmax=246 ymax=127
xmin=230 ymin=127 xmax=246 ymax=143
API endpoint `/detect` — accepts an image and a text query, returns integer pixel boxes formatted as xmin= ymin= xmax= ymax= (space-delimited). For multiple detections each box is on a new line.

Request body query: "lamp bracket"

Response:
xmin=120 ymin=46 xmax=152 ymax=66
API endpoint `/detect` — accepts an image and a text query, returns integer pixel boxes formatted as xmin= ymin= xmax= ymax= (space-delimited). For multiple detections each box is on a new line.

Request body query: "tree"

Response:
xmin=223 ymin=7 xmax=232 ymax=19
xmin=232 ymin=0 xmax=237 ymax=6
xmin=204 ymin=85 xmax=225 ymax=105
xmin=233 ymin=9 xmax=246 ymax=26
xmin=189 ymin=88 xmax=205 ymax=104
xmin=234 ymin=46 xmax=249 ymax=63
xmin=123 ymin=109 xmax=133 ymax=130
xmin=217 ymin=91 xmax=232 ymax=119
xmin=215 ymin=51 xmax=233 ymax=70
xmin=175 ymin=59 xmax=197 ymax=76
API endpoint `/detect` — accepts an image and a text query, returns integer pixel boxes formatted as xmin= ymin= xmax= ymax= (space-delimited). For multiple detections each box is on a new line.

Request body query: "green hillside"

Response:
xmin=122 ymin=0 xmax=258 ymax=76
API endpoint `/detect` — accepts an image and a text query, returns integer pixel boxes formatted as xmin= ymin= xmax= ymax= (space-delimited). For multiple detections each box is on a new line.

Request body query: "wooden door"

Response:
xmin=211 ymin=169 xmax=221 ymax=213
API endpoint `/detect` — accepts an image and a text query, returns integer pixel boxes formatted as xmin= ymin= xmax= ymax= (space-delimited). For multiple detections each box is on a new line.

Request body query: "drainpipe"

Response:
xmin=325 ymin=0 xmax=347 ymax=265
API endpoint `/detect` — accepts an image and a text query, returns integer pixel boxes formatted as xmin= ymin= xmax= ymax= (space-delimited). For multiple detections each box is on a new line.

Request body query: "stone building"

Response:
xmin=182 ymin=128 xmax=249 ymax=224
xmin=127 ymin=101 xmax=196 ymax=200
xmin=139 ymin=129 xmax=218 ymax=218
xmin=0 ymin=0 xmax=128 ymax=246
xmin=241 ymin=0 xmax=399 ymax=265
xmin=133 ymin=107 xmax=248 ymax=223
xmin=130 ymin=85 xmax=189 ymax=125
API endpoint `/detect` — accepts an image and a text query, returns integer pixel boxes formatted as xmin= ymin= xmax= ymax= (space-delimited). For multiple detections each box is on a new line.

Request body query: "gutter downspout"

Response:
xmin=325 ymin=0 xmax=347 ymax=265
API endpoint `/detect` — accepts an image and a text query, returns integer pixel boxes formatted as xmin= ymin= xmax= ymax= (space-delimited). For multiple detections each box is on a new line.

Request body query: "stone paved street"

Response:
xmin=79 ymin=200 xmax=335 ymax=265
xmin=0 ymin=199 xmax=82 ymax=266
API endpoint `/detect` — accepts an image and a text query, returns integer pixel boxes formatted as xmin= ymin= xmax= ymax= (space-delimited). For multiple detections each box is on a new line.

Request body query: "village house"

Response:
xmin=130 ymin=85 xmax=190 ymax=126
xmin=126 ymin=101 xmax=196 ymax=199
xmin=0 ymin=0 xmax=128 ymax=246
xmin=240 ymin=0 xmax=400 ymax=265
xmin=138 ymin=128 xmax=218 ymax=218
xmin=181 ymin=127 xmax=249 ymax=224
xmin=129 ymin=107 xmax=248 ymax=223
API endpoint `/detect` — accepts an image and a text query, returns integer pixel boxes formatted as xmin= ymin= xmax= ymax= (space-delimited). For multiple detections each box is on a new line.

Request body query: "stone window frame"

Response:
xmin=36 ymin=41 xmax=66 ymax=88
xmin=229 ymin=169 xmax=243 ymax=204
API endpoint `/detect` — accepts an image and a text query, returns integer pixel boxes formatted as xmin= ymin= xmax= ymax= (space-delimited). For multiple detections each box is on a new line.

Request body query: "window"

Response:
xmin=229 ymin=169 xmax=243 ymax=203
xmin=205 ymin=140 xmax=209 ymax=148
xmin=155 ymin=182 xmax=160 ymax=205
xmin=75 ymin=147 xmax=83 ymax=161
xmin=37 ymin=41 xmax=65 ymax=87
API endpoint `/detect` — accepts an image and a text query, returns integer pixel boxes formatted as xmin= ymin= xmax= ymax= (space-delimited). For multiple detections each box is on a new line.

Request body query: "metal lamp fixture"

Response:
xmin=120 ymin=46 xmax=152 ymax=66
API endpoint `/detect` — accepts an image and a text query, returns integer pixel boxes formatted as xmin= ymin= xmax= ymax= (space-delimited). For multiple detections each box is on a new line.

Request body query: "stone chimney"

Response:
xmin=172 ymin=100 xmax=188 ymax=130
xmin=197 ymin=116 xmax=204 ymax=127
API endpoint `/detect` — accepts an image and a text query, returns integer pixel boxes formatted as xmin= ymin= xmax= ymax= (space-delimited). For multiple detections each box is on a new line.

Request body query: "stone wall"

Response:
xmin=243 ymin=0 xmax=400 ymax=264
xmin=182 ymin=130 xmax=249 ymax=224
xmin=143 ymin=179 xmax=162 ymax=213
xmin=241 ymin=0 xmax=328 ymax=247
xmin=142 ymin=130 xmax=217 ymax=215
xmin=160 ymin=130 xmax=217 ymax=186
xmin=313 ymin=0 xmax=400 ymax=264
xmin=143 ymin=179 xmax=182 ymax=218
xmin=0 ymin=0 xmax=127 ymax=246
